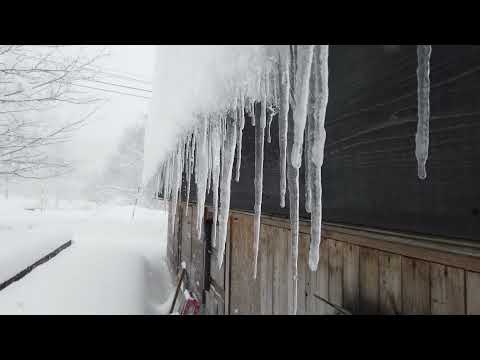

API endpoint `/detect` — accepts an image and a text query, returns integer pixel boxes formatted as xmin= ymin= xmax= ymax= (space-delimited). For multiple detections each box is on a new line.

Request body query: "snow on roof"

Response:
xmin=142 ymin=45 xmax=270 ymax=185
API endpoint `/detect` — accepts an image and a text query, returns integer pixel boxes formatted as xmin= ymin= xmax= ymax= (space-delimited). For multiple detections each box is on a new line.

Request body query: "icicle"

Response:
xmin=290 ymin=45 xmax=314 ymax=169
xmin=211 ymin=121 xmax=222 ymax=248
xmin=278 ymin=46 xmax=290 ymax=208
xmin=155 ymin=173 xmax=160 ymax=200
xmin=251 ymin=99 xmax=256 ymax=126
xmin=185 ymin=133 xmax=194 ymax=216
xmin=416 ymin=45 xmax=431 ymax=180
xmin=217 ymin=114 xmax=237 ymax=269
xmin=273 ymin=65 xmax=279 ymax=106
xmin=308 ymin=45 xmax=329 ymax=271
xmin=267 ymin=106 xmax=274 ymax=144
xmin=305 ymin=116 xmax=312 ymax=213
xmin=195 ymin=116 xmax=208 ymax=240
xmin=287 ymin=111 xmax=299 ymax=315
xmin=253 ymin=71 xmax=267 ymax=279
xmin=206 ymin=120 xmax=212 ymax=194
xmin=235 ymin=92 xmax=245 ymax=182
xmin=169 ymin=143 xmax=183 ymax=239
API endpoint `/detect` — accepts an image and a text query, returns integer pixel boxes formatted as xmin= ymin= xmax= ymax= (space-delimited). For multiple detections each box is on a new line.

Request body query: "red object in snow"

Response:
xmin=181 ymin=291 xmax=200 ymax=315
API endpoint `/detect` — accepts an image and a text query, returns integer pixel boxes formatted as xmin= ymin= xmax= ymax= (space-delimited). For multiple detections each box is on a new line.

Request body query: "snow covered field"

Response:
xmin=0 ymin=197 xmax=173 ymax=315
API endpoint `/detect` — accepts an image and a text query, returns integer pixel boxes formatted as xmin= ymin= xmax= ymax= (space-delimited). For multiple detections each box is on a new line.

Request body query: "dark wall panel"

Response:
xmin=182 ymin=45 xmax=480 ymax=241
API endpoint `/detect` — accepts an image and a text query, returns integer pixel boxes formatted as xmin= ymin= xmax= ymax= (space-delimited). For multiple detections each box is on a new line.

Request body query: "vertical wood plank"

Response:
xmin=315 ymin=237 xmax=329 ymax=314
xmin=296 ymin=233 xmax=308 ymax=315
xmin=229 ymin=214 xmax=243 ymax=315
xmin=229 ymin=213 xmax=259 ymax=314
xmin=249 ymin=216 xmax=261 ymax=315
xmin=305 ymin=265 xmax=315 ymax=314
xmin=359 ymin=247 xmax=379 ymax=314
xmin=378 ymin=251 xmax=402 ymax=314
xmin=401 ymin=257 xmax=430 ymax=314
xmin=259 ymin=225 xmax=274 ymax=315
xmin=328 ymin=240 xmax=344 ymax=313
xmin=224 ymin=215 xmax=231 ymax=314
xmin=466 ymin=271 xmax=480 ymax=315
xmin=273 ymin=227 xmax=289 ymax=314
xmin=343 ymin=243 xmax=359 ymax=314
xmin=190 ymin=213 xmax=204 ymax=300
xmin=431 ymin=263 xmax=465 ymax=315
xmin=181 ymin=204 xmax=192 ymax=279
xmin=287 ymin=229 xmax=294 ymax=314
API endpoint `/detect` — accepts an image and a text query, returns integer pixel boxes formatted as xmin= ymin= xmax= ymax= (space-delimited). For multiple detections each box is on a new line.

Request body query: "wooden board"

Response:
xmin=304 ymin=234 xmax=316 ymax=314
xmin=430 ymin=263 xmax=465 ymax=315
xmin=359 ymin=247 xmax=379 ymax=314
xmin=181 ymin=205 xmax=192 ymax=279
xmin=401 ymin=257 xmax=430 ymax=314
xmin=259 ymin=224 xmax=274 ymax=314
xmin=305 ymin=263 xmax=316 ymax=314
xmin=343 ymin=243 xmax=359 ymax=314
xmin=378 ymin=251 xmax=402 ymax=314
xmin=190 ymin=204 xmax=204 ymax=300
xmin=272 ymin=226 xmax=289 ymax=314
xmin=174 ymin=201 xmax=183 ymax=273
xmin=286 ymin=229 xmax=294 ymax=314
xmin=229 ymin=213 xmax=260 ymax=314
xmin=466 ymin=271 xmax=480 ymax=315
xmin=296 ymin=233 xmax=308 ymax=315
xmin=314 ymin=237 xmax=329 ymax=314
xmin=328 ymin=239 xmax=344 ymax=312
xmin=224 ymin=214 xmax=231 ymax=314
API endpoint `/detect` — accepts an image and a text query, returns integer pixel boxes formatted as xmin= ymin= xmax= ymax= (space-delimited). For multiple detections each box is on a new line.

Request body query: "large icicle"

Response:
xmin=211 ymin=120 xmax=222 ymax=248
xmin=416 ymin=45 xmax=432 ymax=180
xmin=235 ymin=92 xmax=245 ymax=182
xmin=308 ymin=45 xmax=329 ymax=271
xmin=278 ymin=46 xmax=290 ymax=208
xmin=287 ymin=106 xmax=300 ymax=315
xmin=217 ymin=113 xmax=237 ymax=269
xmin=169 ymin=143 xmax=183 ymax=242
xmin=185 ymin=133 xmax=194 ymax=216
xmin=206 ymin=120 xmax=212 ymax=194
xmin=290 ymin=45 xmax=315 ymax=169
xmin=195 ymin=116 xmax=208 ymax=240
xmin=253 ymin=71 xmax=267 ymax=279
xmin=304 ymin=117 xmax=312 ymax=213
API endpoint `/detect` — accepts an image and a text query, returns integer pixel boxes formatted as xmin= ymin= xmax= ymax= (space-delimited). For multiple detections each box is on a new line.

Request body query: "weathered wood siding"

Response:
xmin=226 ymin=210 xmax=480 ymax=315
xmin=168 ymin=202 xmax=480 ymax=315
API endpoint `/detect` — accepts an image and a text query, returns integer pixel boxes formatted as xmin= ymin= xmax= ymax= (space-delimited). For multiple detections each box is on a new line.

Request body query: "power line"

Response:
xmin=85 ymin=79 xmax=152 ymax=93
xmin=71 ymin=83 xmax=151 ymax=100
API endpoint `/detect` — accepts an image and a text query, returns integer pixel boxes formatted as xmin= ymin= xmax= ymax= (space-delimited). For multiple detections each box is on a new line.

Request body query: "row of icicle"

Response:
xmin=155 ymin=45 xmax=431 ymax=315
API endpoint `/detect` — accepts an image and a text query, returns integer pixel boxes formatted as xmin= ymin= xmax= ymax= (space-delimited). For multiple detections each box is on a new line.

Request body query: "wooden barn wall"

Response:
xmin=181 ymin=45 xmax=480 ymax=242
xmin=169 ymin=201 xmax=480 ymax=314
xmin=228 ymin=210 xmax=480 ymax=315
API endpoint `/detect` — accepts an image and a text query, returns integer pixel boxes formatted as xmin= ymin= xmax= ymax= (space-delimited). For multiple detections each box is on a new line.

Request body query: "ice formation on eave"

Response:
xmin=147 ymin=45 xmax=432 ymax=316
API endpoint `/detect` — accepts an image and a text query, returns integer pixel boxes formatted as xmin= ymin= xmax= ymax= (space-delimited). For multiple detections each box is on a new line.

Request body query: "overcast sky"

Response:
xmin=67 ymin=45 xmax=156 ymax=179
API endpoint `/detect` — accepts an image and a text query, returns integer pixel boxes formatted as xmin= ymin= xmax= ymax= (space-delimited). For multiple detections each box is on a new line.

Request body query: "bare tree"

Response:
xmin=0 ymin=45 xmax=106 ymax=179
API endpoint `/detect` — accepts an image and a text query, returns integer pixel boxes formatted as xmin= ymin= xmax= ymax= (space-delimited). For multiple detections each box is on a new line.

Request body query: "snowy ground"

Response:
xmin=0 ymin=197 xmax=174 ymax=315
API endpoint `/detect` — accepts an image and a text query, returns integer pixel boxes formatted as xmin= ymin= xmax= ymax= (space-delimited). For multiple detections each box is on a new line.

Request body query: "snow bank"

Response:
xmin=0 ymin=228 xmax=72 ymax=285
xmin=0 ymin=199 xmax=172 ymax=315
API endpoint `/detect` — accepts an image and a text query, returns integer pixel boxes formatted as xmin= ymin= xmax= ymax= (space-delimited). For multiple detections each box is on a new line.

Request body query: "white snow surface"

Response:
xmin=0 ymin=197 xmax=174 ymax=315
